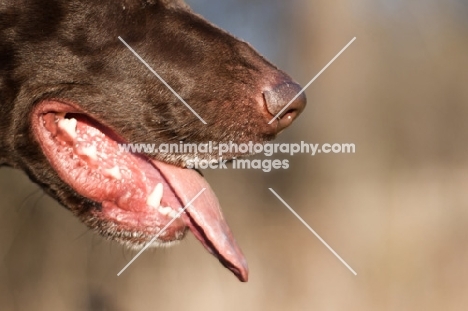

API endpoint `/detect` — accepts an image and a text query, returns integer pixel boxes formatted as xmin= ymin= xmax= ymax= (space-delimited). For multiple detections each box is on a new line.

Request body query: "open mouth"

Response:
xmin=31 ymin=100 xmax=248 ymax=282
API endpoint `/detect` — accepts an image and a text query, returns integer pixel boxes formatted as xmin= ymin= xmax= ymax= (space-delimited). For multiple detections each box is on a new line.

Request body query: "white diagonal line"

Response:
xmin=117 ymin=188 xmax=206 ymax=276
xmin=118 ymin=36 xmax=207 ymax=125
xmin=269 ymin=188 xmax=357 ymax=275
xmin=268 ymin=37 xmax=356 ymax=124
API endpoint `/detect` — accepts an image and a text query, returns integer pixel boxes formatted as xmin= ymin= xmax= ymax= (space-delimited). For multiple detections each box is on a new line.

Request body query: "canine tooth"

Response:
xmin=58 ymin=118 xmax=77 ymax=139
xmin=147 ymin=183 xmax=163 ymax=208
xmin=103 ymin=166 xmax=122 ymax=180
xmin=158 ymin=206 xmax=172 ymax=216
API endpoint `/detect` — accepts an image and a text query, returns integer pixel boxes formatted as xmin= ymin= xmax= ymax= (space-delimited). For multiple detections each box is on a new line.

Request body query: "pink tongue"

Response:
xmin=154 ymin=161 xmax=248 ymax=282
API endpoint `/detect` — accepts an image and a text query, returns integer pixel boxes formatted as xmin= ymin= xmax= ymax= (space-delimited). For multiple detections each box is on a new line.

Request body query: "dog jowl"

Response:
xmin=0 ymin=0 xmax=306 ymax=281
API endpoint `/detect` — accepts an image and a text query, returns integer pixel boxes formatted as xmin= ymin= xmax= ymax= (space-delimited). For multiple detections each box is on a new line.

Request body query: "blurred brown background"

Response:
xmin=1 ymin=0 xmax=468 ymax=310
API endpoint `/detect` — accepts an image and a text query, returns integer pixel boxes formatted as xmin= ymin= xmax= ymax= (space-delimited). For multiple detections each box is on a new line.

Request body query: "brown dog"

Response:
xmin=0 ymin=0 xmax=306 ymax=281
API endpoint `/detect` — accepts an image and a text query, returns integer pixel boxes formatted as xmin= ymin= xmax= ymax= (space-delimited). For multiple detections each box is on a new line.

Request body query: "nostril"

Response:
xmin=278 ymin=106 xmax=299 ymax=123
xmin=263 ymin=82 xmax=307 ymax=131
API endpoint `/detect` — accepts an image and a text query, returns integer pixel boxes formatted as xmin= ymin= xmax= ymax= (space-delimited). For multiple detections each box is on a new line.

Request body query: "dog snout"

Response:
xmin=263 ymin=81 xmax=306 ymax=132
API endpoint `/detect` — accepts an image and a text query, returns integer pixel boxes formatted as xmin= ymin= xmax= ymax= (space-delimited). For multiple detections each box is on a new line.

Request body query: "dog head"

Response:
xmin=0 ymin=0 xmax=306 ymax=281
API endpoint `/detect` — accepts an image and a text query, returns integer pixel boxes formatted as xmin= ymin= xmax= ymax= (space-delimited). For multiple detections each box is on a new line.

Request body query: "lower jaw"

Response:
xmin=31 ymin=99 xmax=249 ymax=282
xmin=86 ymin=208 xmax=190 ymax=248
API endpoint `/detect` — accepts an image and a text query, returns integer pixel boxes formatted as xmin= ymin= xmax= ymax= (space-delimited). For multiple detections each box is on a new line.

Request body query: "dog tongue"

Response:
xmin=154 ymin=161 xmax=248 ymax=282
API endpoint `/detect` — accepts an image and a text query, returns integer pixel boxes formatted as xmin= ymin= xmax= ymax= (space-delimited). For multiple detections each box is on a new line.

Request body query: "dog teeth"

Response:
xmin=57 ymin=118 xmax=77 ymax=139
xmin=158 ymin=206 xmax=179 ymax=218
xmin=54 ymin=112 xmax=66 ymax=122
xmin=103 ymin=166 xmax=122 ymax=180
xmin=147 ymin=183 xmax=163 ymax=208
xmin=158 ymin=206 xmax=172 ymax=215
xmin=168 ymin=210 xmax=179 ymax=218
xmin=76 ymin=144 xmax=98 ymax=161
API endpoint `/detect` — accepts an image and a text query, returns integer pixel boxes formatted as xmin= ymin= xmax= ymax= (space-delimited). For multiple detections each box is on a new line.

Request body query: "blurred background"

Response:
xmin=1 ymin=0 xmax=468 ymax=310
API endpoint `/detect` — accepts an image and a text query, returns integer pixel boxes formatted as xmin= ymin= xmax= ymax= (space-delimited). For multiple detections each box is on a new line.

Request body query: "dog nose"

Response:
xmin=263 ymin=82 xmax=306 ymax=132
